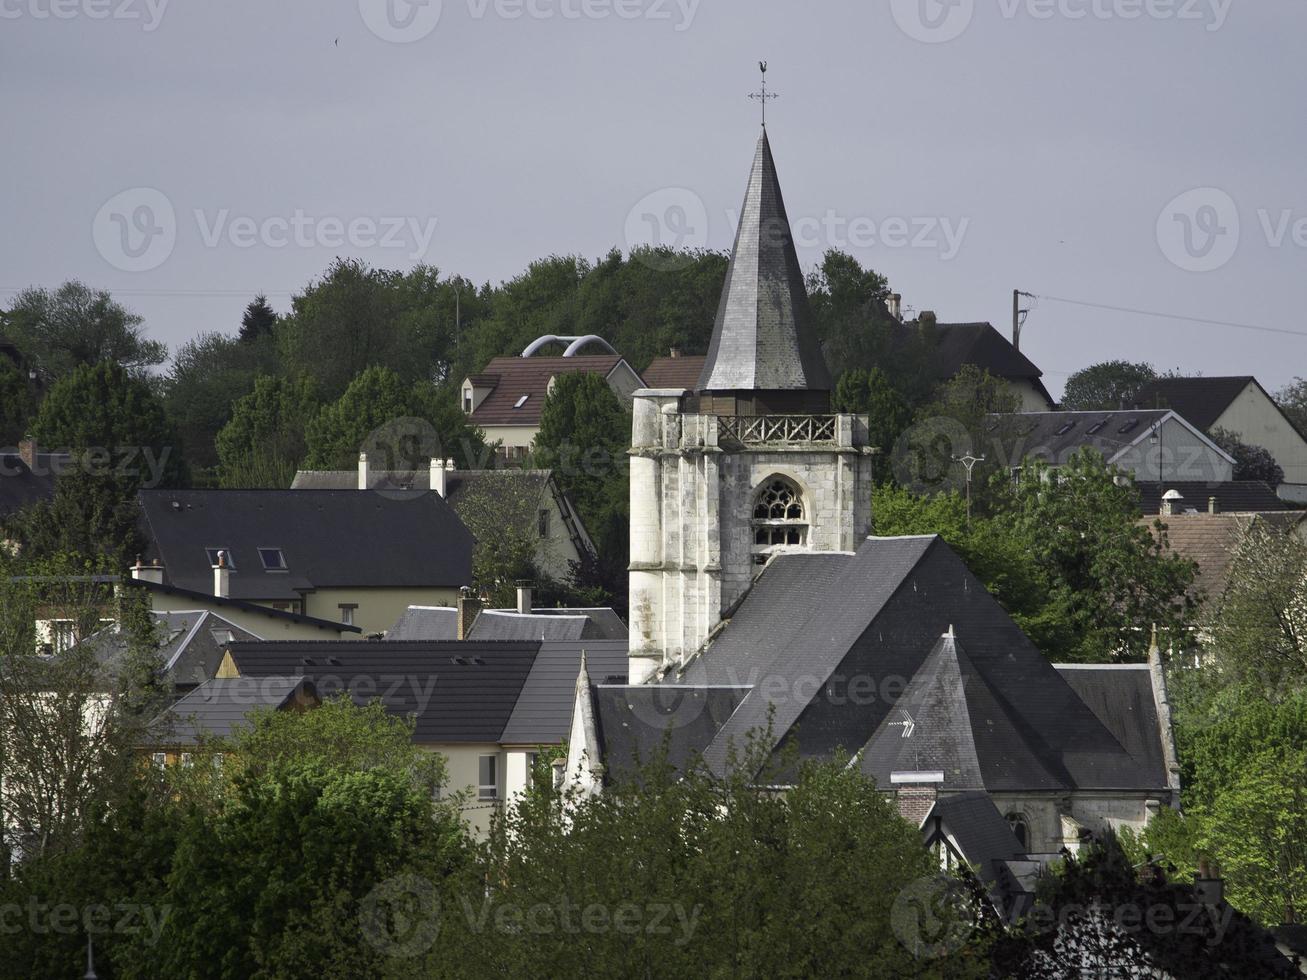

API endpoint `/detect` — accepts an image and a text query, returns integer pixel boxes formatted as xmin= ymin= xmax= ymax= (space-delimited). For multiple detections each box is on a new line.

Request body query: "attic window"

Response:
xmin=258 ymin=547 xmax=287 ymax=571
xmin=210 ymin=629 xmax=235 ymax=645
xmin=1054 ymin=421 xmax=1077 ymax=437
xmin=1086 ymin=419 xmax=1109 ymax=435
xmin=513 ymin=395 xmax=529 ymax=409
xmin=1118 ymin=418 xmax=1141 ymax=435
xmin=205 ymin=548 xmax=234 ymax=569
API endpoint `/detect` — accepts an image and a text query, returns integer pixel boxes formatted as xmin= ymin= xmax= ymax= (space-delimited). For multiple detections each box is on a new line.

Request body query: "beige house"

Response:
xmin=1134 ymin=376 xmax=1307 ymax=502
xmin=137 ymin=489 xmax=474 ymax=635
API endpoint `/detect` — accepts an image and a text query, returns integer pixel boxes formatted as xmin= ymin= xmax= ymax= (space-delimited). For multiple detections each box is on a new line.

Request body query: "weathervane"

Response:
xmin=748 ymin=61 xmax=779 ymax=128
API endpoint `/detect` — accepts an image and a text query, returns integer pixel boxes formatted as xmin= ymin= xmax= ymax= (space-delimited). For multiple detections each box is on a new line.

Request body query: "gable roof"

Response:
xmin=0 ymin=452 xmax=62 ymax=521
xmin=663 ymin=536 xmax=1166 ymax=793
xmin=1136 ymin=481 xmax=1292 ymax=516
xmin=1132 ymin=376 xmax=1255 ymax=430
xmin=1150 ymin=511 xmax=1306 ymax=604
xmin=385 ymin=605 xmax=457 ymax=640
xmin=126 ymin=578 xmax=361 ymax=634
xmin=466 ymin=355 xmax=627 ymax=426
xmin=1053 ymin=664 xmax=1166 ymax=784
xmin=592 ymin=685 xmax=751 ymax=782
xmin=153 ymin=676 xmax=315 ymax=745
xmin=501 ymin=641 xmax=628 ymax=745
xmin=79 ymin=609 xmax=261 ymax=692
xmin=467 ymin=610 xmax=587 ymax=642
xmin=986 ymin=410 xmax=1236 ymax=468
xmin=138 ymin=489 xmax=474 ymax=599
xmin=641 ymin=355 xmax=708 ymax=391
xmin=698 ymin=129 xmax=831 ymax=394
xmin=923 ymin=791 xmax=1029 ymax=884
xmin=931 ymin=322 xmax=1049 ymax=388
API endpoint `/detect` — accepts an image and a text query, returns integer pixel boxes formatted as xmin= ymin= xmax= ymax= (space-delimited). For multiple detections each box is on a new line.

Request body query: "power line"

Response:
xmin=1035 ymin=294 xmax=1307 ymax=340
xmin=0 ymin=287 xmax=295 ymax=298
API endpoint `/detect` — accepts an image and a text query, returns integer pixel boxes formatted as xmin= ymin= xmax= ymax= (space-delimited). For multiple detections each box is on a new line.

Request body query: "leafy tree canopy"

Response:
xmin=1060 ymin=360 xmax=1158 ymax=412
xmin=1210 ymin=426 xmax=1285 ymax=485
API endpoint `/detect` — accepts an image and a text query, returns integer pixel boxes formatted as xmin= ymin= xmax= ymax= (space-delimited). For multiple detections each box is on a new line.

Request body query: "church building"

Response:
xmin=568 ymin=124 xmax=1180 ymax=878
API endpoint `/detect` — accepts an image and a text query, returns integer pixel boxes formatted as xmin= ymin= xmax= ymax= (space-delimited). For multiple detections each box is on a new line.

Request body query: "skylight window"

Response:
xmin=1086 ymin=419 xmax=1109 ymax=435
xmin=1118 ymin=418 xmax=1141 ymax=435
xmin=513 ymin=394 xmax=529 ymax=409
xmin=205 ymin=548 xmax=234 ymax=569
xmin=258 ymin=547 xmax=287 ymax=571
xmin=1054 ymin=421 xmax=1077 ymax=437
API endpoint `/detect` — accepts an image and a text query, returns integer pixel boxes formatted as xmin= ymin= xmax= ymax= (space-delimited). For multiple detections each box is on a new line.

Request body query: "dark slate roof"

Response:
xmin=501 ymin=641 xmax=628 ymax=745
xmin=985 ymin=410 xmax=1179 ymax=465
xmin=527 ymin=607 xmax=628 ymax=641
xmin=80 ymin=610 xmax=259 ymax=692
xmin=1136 ymin=481 xmax=1292 ymax=516
xmin=697 ymin=129 xmax=831 ymax=394
xmin=138 ymin=489 xmax=474 ymax=599
xmin=127 ymin=578 xmax=362 ymax=634
xmin=153 ymin=676 xmax=312 ymax=745
xmin=467 ymin=355 xmax=627 ymax=426
xmin=0 ymin=453 xmax=60 ymax=520
xmin=925 ymin=791 xmax=1029 ymax=884
xmin=930 ymin=322 xmax=1049 ymax=388
xmin=673 ymin=536 xmax=1164 ymax=793
xmin=1053 ymin=665 xmax=1166 ymax=787
xmin=1132 ymin=376 xmax=1255 ymax=430
xmin=468 ymin=610 xmax=587 ymax=642
xmin=385 ymin=605 xmax=458 ymax=640
xmin=641 ymin=355 xmax=708 ymax=390
xmin=594 ymin=686 xmax=751 ymax=782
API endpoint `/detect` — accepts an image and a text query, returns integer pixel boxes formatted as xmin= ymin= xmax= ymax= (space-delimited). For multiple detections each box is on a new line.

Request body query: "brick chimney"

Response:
xmin=516 ymin=581 xmax=533 ymax=615
xmin=1208 ymin=496 xmax=1219 ymax=515
xmin=18 ymin=437 xmax=36 ymax=470
xmin=457 ymin=587 xmax=482 ymax=640
xmin=212 ymin=550 xmax=231 ymax=599
xmin=130 ymin=555 xmax=164 ymax=585
xmin=357 ymin=452 xmax=369 ymax=490
xmin=890 ymin=772 xmax=944 ymax=825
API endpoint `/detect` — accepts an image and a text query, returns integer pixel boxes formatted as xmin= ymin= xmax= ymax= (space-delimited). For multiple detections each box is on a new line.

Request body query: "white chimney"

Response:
xmin=213 ymin=550 xmax=231 ymax=598
xmin=887 ymin=293 xmax=903 ymax=321
xmin=358 ymin=452 xmax=369 ymax=490
xmin=1160 ymin=489 xmax=1184 ymax=517
xmin=431 ymin=458 xmax=447 ymax=498
xmin=130 ymin=556 xmax=164 ymax=585
xmin=516 ymin=581 xmax=533 ymax=615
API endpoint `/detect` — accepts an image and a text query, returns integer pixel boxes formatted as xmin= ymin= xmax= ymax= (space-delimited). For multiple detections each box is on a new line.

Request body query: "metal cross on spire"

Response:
xmin=748 ymin=61 xmax=779 ymax=128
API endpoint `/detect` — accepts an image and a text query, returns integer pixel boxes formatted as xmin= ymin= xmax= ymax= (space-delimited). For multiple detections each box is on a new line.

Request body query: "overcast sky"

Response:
xmin=3 ymin=0 xmax=1304 ymax=399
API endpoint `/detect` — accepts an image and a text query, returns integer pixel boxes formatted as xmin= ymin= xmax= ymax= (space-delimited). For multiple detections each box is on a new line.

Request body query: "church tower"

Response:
xmin=629 ymin=126 xmax=875 ymax=684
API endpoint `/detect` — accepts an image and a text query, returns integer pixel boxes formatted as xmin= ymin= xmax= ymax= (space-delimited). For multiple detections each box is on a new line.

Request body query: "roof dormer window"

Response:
xmin=258 ymin=547 xmax=287 ymax=571
xmin=514 ymin=395 xmax=529 ymax=409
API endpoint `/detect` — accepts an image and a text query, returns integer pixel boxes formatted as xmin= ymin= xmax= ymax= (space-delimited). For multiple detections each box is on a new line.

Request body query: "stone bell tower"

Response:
xmin=628 ymin=127 xmax=875 ymax=684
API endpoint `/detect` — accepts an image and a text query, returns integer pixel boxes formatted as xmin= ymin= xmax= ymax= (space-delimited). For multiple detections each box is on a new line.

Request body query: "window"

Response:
xmin=526 ymin=752 xmax=539 ymax=790
xmin=479 ymin=755 xmax=499 ymax=800
xmin=513 ymin=394 xmax=529 ymax=409
xmin=213 ymin=754 xmax=225 ymax=773
xmin=537 ymin=509 xmax=550 ymax=539
xmin=1087 ymin=418 xmax=1109 ymax=435
xmin=258 ymin=548 xmax=286 ymax=571
xmin=180 ymin=753 xmax=193 ymax=768
xmin=210 ymin=628 xmax=235 ymax=646
xmin=1006 ymin=812 xmax=1030 ymax=850
xmin=751 ymin=478 xmax=807 ymax=549
xmin=1054 ymin=421 xmax=1077 ymax=437
xmin=205 ymin=548 xmax=234 ymax=569
xmin=338 ymin=603 xmax=357 ymax=626
xmin=152 ymin=753 xmax=167 ymax=770
xmin=463 ymin=388 xmax=473 ymax=414
xmin=51 ymin=620 xmax=76 ymax=655
xmin=1118 ymin=418 xmax=1141 ymax=435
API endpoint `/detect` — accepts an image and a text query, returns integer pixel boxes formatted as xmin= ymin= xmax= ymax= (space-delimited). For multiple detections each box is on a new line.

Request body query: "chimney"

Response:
xmin=918 ymin=310 xmax=938 ymax=331
xmin=1208 ymin=496 xmax=1219 ymax=515
xmin=431 ymin=458 xmax=454 ymax=498
xmin=18 ymin=437 xmax=36 ymax=470
xmin=516 ymin=581 xmax=533 ymax=615
xmin=357 ymin=452 xmax=369 ymax=491
xmin=1160 ymin=489 xmax=1183 ymax=517
xmin=890 ymin=771 xmax=944 ymax=825
xmin=669 ymin=347 xmax=681 ymax=359
xmin=130 ymin=555 xmax=164 ymax=585
xmin=457 ymin=587 xmax=482 ymax=640
xmin=886 ymin=293 xmax=902 ymax=321
xmin=212 ymin=550 xmax=230 ymax=599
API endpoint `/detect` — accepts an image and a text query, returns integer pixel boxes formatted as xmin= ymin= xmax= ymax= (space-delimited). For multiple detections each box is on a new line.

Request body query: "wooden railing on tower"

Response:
xmin=718 ymin=415 xmax=838 ymax=447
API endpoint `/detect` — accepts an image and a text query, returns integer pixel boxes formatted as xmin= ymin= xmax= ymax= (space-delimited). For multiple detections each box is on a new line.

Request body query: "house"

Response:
xmin=291 ymin=456 xmax=594 ymax=585
xmin=137 ymin=489 xmax=474 ymax=634
xmin=385 ymin=586 xmax=627 ymax=643
xmin=1135 ymin=480 xmax=1292 ymax=516
xmin=217 ymin=638 xmax=628 ymax=836
xmin=920 ymin=318 xmax=1055 ymax=412
xmin=0 ymin=440 xmax=69 ymax=525
xmin=1133 ymin=376 xmax=1307 ymax=502
xmin=460 ymin=338 xmax=644 ymax=457
xmin=149 ymin=676 xmax=320 ymax=766
xmin=985 ymin=409 xmax=1235 ymax=483
xmin=640 ymin=350 xmax=708 ymax=391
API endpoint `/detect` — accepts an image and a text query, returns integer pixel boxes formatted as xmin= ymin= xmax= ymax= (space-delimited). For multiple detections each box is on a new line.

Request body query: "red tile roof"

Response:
xmin=468 ymin=356 xmax=624 ymax=426
xmin=641 ymin=355 xmax=707 ymax=390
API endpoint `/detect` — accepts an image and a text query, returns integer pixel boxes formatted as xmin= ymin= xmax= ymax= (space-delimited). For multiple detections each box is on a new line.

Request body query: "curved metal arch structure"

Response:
xmin=520 ymin=335 xmax=619 ymax=358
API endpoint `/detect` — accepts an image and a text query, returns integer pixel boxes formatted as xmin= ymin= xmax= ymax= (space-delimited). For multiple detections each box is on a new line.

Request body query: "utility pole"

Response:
xmin=1012 ymin=290 xmax=1035 ymax=351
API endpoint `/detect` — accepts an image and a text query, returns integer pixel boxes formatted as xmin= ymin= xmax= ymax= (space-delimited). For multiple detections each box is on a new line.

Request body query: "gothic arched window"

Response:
xmin=1006 ymin=812 xmax=1030 ymax=850
xmin=751 ymin=478 xmax=808 ymax=551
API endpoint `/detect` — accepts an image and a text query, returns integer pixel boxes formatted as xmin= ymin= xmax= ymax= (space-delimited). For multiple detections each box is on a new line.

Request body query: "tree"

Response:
xmin=239 ymin=294 xmax=277 ymax=344
xmin=304 ymin=366 xmax=413 ymax=470
xmin=3 ymin=282 xmax=167 ymax=382
xmin=1210 ymin=427 xmax=1285 ymax=485
xmin=450 ymin=472 xmax=547 ymax=607
xmin=215 ymin=375 xmax=319 ymax=488
xmin=1276 ymin=378 xmax=1307 ymax=436
xmin=834 ymin=367 xmax=913 ymax=465
xmin=1060 ymin=360 xmax=1158 ymax=412
xmin=0 ymin=355 xmax=35 ymax=445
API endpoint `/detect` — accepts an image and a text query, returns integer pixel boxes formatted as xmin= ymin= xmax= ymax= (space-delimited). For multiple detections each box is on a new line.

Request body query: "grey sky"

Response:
xmin=2 ymin=0 xmax=1304 ymax=399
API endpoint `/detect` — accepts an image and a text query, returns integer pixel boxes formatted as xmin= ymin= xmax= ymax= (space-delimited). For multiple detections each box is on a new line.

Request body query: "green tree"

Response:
xmin=1275 ymin=378 xmax=1307 ymax=436
xmin=215 ymin=374 xmax=319 ymax=488
xmin=449 ymin=472 xmax=547 ymax=606
xmin=1210 ymin=427 xmax=1285 ymax=485
xmin=834 ymin=367 xmax=913 ymax=465
xmin=0 ymin=355 xmax=36 ymax=445
xmin=3 ymin=282 xmax=167 ymax=382
xmin=238 ymin=294 xmax=277 ymax=344
xmin=1060 ymin=360 xmax=1158 ymax=411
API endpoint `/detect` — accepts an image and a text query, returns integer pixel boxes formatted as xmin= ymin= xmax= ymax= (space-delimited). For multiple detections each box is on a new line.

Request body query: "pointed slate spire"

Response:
xmin=697 ymin=130 xmax=832 ymax=408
